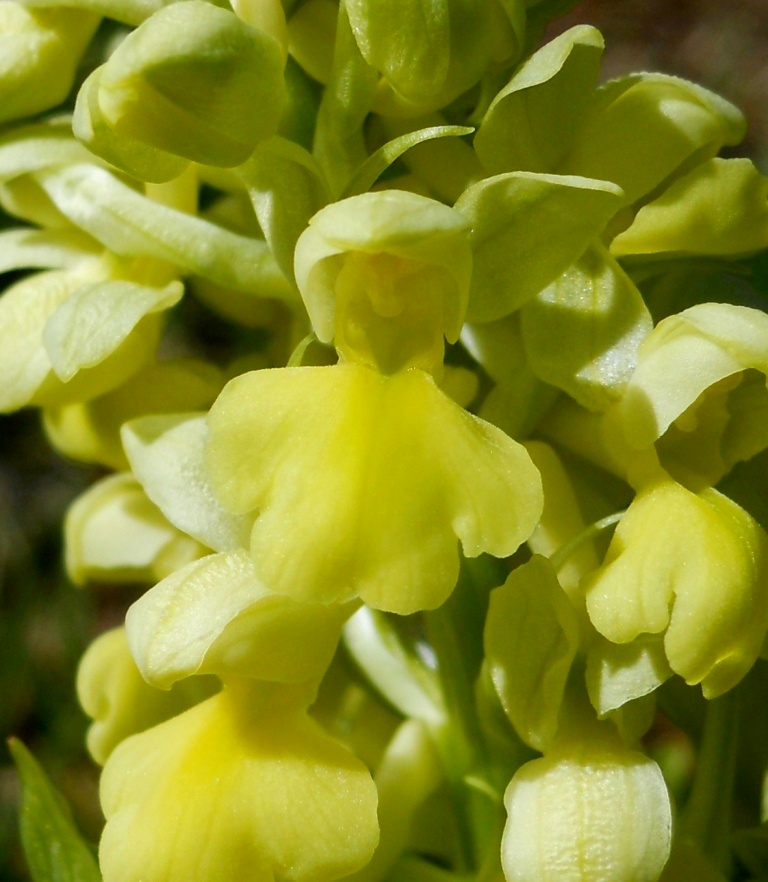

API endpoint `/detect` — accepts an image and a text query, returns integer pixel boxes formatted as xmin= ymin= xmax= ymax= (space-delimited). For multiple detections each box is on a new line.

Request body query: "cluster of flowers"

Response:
xmin=4 ymin=0 xmax=768 ymax=879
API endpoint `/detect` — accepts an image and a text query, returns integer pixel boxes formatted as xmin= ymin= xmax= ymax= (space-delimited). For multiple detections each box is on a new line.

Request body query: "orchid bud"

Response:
xmin=90 ymin=0 xmax=286 ymax=167
xmin=0 ymin=3 xmax=99 ymax=124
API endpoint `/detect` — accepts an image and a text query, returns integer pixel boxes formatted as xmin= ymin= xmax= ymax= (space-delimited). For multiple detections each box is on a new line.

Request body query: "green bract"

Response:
xmin=346 ymin=0 xmax=523 ymax=115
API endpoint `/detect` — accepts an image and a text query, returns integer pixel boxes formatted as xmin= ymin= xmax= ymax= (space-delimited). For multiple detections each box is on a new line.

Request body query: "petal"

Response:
xmin=502 ymin=742 xmax=672 ymax=882
xmin=126 ymin=549 xmax=352 ymax=688
xmin=77 ymin=627 xmax=217 ymax=765
xmin=206 ymin=364 xmax=543 ymax=613
xmin=122 ymin=412 xmax=252 ymax=553
xmin=99 ymin=681 xmax=379 ymax=882
xmin=65 ymin=473 xmax=204 ymax=585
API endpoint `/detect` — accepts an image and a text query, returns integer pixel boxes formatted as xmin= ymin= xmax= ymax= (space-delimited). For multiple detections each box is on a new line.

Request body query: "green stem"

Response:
xmin=679 ymin=689 xmax=740 ymax=872
xmin=425 ymin=603 xmax=499 ymax=875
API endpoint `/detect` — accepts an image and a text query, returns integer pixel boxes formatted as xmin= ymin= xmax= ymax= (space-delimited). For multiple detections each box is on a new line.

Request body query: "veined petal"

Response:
xmin=206 ymin=364 xmax=542 ymax=614
xmin=502 ymin=741 xmax=671 ymax=882
xmin=99 ymin=680 xmax=379 ymax=882
xmin=126 ymin=549 xmax=353 ymax=688
xmin=122 ymin=412 xmax=252 ymax=553
xmin=43 ymin=278 xmax=182 ymax=382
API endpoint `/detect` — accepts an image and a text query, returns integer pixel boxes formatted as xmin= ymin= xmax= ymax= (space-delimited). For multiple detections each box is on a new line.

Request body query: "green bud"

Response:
xmin=346 ymin=0 xmax=520 ymax=115
xmin=94 ymin=0 xmax=286 ymax=166
xmin=0 ymin=3 xmax=99 ymax=124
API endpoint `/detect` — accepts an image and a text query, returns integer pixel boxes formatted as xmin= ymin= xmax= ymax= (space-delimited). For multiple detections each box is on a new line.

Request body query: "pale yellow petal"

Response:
xmin=206 ymin=364 xmax=542 ymax=613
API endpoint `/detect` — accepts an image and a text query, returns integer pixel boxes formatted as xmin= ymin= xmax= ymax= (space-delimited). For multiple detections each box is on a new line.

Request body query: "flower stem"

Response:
xmin=679 ymin=689 xmax=740 ymax=872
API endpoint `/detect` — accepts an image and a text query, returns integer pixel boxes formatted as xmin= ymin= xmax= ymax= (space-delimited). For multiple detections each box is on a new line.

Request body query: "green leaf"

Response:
xmin=456 ymin=171 xmax=623 ymax=322
xmin=521 ymin=243 xmax=653 ymax=410
xmin=9 ymin=738 xmax=102 ymax=882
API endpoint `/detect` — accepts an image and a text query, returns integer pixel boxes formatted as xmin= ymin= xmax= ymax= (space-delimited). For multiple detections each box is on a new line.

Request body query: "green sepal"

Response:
xmin=474 ymin=24 xmax=604 ymax=175
xmin=96 ymin=0 xmax=286 ymax=167
xmin=520 ymin=243 xmax=653 ymax=411
xmin=612 ymin=157 xmax=768 ymax=258
xmin=8 ymin=738 xmax=102 ymax=882
xmin=566 ymin=73 xmax=746 ymax=205
xmin=238 ymin=136 xmax=331 ymax=286
xmin=455 ymin=171 xmax=623 ymax=322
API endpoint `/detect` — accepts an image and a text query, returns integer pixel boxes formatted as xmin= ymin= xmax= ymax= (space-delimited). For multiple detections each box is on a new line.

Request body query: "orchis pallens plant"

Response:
xmin=5 ymin=2 xmax=768 ymax=882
